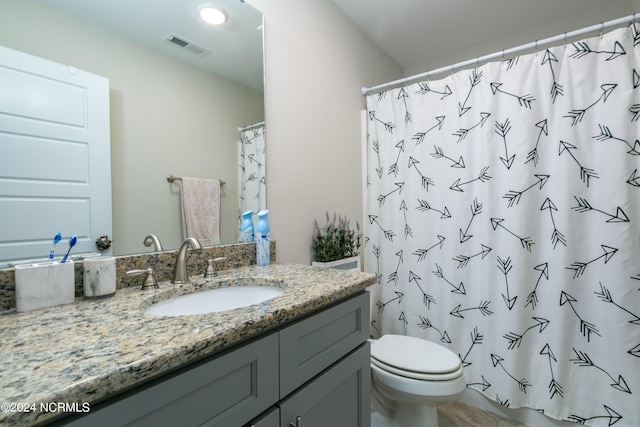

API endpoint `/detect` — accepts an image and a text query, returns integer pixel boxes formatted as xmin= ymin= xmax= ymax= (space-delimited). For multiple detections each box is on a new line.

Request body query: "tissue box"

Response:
xmin=14 ymin=261 xmax=75 ymax=312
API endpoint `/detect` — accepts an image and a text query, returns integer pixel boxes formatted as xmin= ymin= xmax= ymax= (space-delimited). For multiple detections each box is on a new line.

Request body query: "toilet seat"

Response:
xmin=371 ymin=335 xmax=462 ymax=381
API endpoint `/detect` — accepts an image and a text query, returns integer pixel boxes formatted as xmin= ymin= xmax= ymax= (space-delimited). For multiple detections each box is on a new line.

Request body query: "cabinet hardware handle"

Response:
xmin=289 ymin=416 xmax=302 ymax=427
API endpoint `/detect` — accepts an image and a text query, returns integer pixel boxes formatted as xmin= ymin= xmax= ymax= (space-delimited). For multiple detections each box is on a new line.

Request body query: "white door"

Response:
xmin=0 ymin=45 xmax=112 ymax=266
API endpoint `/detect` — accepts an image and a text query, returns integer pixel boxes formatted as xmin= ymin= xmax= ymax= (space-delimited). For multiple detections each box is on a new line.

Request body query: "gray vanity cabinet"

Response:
xmin=277 ymin=291 xmax=371 ymax=427
xmin=48 ymin=292 xmax=370 ymax=427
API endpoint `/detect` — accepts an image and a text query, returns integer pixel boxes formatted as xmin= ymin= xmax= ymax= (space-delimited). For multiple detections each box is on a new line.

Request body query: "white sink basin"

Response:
xmin=145 ymin=286 xmax=284 ymax=316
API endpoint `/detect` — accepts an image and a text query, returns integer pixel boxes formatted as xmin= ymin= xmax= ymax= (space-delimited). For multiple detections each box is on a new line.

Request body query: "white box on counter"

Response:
xmin=14 ymin=261 xmax=75 ymax=312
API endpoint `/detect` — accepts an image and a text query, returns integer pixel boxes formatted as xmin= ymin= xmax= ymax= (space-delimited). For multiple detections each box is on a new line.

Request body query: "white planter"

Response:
xmin=312 ymin=256 xmax=360 ymax=271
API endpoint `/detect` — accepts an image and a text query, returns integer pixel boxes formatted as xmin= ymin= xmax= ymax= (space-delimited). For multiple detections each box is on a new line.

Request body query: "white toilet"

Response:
xmin=370 ymin=334 xmax=466 ymax=427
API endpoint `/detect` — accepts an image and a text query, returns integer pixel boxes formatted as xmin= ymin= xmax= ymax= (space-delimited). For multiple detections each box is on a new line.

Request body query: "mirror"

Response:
xmin=0 ymin=0 xmax=264 ymax=263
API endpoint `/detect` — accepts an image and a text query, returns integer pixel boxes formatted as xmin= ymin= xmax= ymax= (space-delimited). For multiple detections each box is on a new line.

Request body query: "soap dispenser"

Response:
xmin=239 ymin=210 xmax=254 ymax=243
xmin=255 ymin=210 xmax=270 ymax=266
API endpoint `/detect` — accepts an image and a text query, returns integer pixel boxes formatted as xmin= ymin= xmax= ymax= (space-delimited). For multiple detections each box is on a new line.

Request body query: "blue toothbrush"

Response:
xmin=61 ymin=235 xmax=77 ymax=263
xmin=49 ymin=232 xmax=62 ymax=260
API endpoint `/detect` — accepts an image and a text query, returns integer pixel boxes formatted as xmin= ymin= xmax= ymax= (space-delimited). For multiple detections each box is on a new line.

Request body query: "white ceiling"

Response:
xmin=35 ymin=0 xmax=264 ymax=92
xmin=32 ymin=0 xmax=632 ymax=91
xmin=331 ymin=0 xmax=631 ymax=72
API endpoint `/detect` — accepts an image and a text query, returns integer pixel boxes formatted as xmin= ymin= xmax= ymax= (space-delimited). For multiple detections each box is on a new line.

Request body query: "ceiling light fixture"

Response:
xmin=198 ymin=4 xmax=227 ymax=25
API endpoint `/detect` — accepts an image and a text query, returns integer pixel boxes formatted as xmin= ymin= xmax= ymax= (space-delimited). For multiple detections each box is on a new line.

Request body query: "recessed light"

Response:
xmin=198 ymin=4 xmax=226 ymax=25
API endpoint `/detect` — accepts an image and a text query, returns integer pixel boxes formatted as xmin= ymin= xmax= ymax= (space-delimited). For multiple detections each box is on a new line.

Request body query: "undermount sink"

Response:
xmin=145 ymin=285 xmax=284 ymax=316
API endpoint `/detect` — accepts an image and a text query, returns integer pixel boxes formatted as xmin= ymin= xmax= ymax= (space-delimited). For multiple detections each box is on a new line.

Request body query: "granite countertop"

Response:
xmin=0 ymin=263 xmax=376 ymax=427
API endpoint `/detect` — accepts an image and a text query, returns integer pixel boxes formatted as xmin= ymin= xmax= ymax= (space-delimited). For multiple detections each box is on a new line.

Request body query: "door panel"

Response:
xmin=0 ymin=45 xmax=111 ymax=266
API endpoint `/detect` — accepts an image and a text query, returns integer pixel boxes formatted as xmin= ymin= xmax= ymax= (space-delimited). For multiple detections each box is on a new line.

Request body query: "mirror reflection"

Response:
xmin=0 ymin=0 xmax=265 ymax=265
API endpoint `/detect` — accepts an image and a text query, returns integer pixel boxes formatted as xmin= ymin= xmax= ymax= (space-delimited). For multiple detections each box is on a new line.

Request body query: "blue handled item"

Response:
xmin=255 ymin=210 xmax=270 ymax=266
xmin=239 ymin=210 xmax=254 ymax=242
xmin=49 ymin=232 xmax=62 ymax=259
xmin=60 ymin=235 xmax=77 ymax=263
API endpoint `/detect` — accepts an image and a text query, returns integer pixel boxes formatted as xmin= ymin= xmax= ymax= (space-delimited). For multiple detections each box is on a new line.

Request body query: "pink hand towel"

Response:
xmin=180 ymin=177 xmax=221 ymax=246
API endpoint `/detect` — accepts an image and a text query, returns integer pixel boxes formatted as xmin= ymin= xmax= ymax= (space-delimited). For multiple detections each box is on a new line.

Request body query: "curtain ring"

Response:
xmin=534 ymin=40 xmax=538 ymax=56
xmin=564 ymin=31 xmax=568 ymax=49
xmin=600 ymin=21 xmax=604 ymax=38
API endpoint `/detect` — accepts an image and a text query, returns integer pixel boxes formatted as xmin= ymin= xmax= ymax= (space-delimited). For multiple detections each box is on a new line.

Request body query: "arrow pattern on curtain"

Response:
xmin=237 ymin=125 xmax=266 ymax=239
xmin=365 ymin=26 xmax=640 ymax=426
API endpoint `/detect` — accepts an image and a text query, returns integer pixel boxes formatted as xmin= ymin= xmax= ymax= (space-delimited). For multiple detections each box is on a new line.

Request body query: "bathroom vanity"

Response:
xmin=0 ymin=264 xmax=375 ymax=427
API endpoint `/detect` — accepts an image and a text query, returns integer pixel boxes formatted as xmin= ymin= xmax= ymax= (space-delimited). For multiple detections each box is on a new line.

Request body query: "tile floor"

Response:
xmin=372 ymin=401 xmax=529 ymax=427
xmin=437 ymin=401 xmax=529 ymax=427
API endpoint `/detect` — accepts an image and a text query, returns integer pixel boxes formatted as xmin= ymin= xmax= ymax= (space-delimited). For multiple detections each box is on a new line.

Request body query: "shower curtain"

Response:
xmin=237 ymin=124 xmax=266 ymax=240
xmin=365 ymin=25 xmax=639 ymax=426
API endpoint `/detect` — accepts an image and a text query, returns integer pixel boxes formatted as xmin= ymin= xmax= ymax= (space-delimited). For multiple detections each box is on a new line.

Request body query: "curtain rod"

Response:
xmin=361 ymin=13 xmax=638 ymax=96
xmin=237 ymin=121 xmax=265 ymax=132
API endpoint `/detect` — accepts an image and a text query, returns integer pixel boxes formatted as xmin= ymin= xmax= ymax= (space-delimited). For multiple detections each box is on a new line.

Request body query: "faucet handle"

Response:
xmin=126 ymin=267 xmax=159 ymax=290
xmin=204 ymin=257 xmax=227 ymax=280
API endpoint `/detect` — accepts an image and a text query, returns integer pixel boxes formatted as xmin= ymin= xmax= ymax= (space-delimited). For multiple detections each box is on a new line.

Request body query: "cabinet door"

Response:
xmin=279 ymin=342 xmax=371 ymax=427
xmin=59 ymin=333 xmax=278 ymax=427
xmin=279 ymin=292 xmax=369 ymax=398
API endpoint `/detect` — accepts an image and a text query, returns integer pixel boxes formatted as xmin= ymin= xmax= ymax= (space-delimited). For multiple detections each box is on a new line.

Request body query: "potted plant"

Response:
xmin=311 ymin=212 xmax=362 ymax=271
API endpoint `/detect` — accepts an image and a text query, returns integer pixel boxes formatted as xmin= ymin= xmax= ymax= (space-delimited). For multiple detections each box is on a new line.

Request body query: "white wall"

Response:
xmin=0 ymin=0 xmax=264 ymax=254
xmin=247 ymin=0 xmax=403 ymax=264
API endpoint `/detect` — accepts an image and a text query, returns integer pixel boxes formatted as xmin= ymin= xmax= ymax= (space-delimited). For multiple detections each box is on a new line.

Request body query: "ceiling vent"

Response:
xmin=163 ymin=33 xmax=210 ymax=57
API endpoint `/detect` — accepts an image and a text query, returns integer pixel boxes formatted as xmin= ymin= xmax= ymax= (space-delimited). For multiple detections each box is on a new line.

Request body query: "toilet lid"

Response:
xmin=371 ymin=335 xmax=461 ymax=375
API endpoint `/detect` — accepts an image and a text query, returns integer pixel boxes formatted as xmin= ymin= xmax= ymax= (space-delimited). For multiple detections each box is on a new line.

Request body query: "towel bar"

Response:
xmin=167 ymin=175 xmax=225 ymax=185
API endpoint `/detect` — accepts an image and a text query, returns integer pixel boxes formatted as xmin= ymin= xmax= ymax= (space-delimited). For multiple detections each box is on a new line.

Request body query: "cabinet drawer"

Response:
xmin=246 ymin=406 xmax=279 ymax=427
xmin=61 ymin=333 xmax=279 ymax=427
xmin=279 ymin=292 xmax=369 ymax=397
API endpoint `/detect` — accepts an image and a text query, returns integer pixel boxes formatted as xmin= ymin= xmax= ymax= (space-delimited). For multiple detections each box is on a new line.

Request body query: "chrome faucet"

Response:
xmin=203 ymin=257 xmax=227 ymax=280
xmin=126 ymin=267 xmax=159 ymax=290
xmin=172 ymin=237 xmax=202 ymax=284
xmin=143 ymin=234 xmax=163 ymax=252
